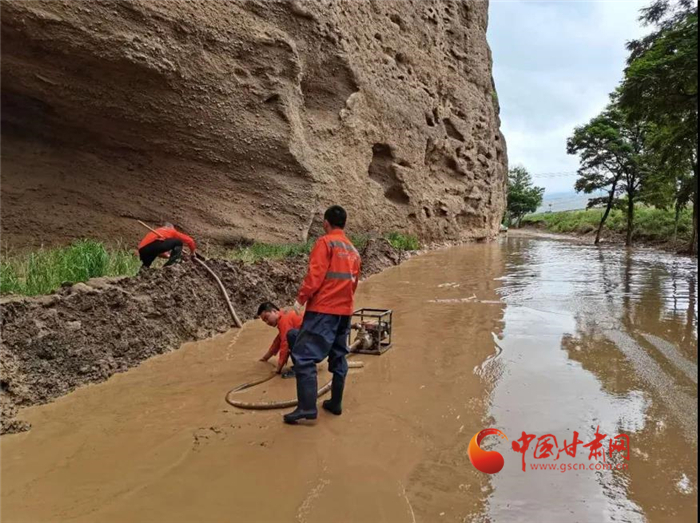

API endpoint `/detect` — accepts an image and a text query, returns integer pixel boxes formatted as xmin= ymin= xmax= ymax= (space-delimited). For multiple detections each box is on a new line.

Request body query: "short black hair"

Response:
xmin=257 ymin=301 xmax=279 ymax=316
xmin=324 ymin=205 xmax=347 ymax=229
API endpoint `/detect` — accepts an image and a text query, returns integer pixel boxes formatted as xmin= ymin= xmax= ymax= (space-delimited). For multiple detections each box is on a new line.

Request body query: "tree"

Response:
xmin=567 ymin=102 xmax=647 ymax=246
xmin=620 ymin=0 xmax=698 ymax=253
xmin=506 ymin=166 xmax=544 ymax=227
xmin=640 ymin=125 xmax=696 ymax=242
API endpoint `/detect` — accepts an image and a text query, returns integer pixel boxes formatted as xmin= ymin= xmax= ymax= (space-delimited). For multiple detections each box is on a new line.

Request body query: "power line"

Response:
xmin=529 ymin=171 xmax=579 ymax=179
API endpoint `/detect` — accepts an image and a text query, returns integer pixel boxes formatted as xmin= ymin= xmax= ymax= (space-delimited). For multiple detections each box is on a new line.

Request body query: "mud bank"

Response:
xmin=0 ymin=239 xmax=402 ymax=434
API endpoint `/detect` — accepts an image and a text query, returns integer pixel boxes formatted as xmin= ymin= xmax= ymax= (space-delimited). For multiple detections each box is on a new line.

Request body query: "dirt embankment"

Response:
xmin=0 ymin=239 xmax=402 ymax=434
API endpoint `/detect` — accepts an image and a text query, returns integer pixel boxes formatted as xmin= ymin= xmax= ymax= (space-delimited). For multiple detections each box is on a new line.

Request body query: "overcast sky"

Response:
xmin=488 ymin=0 xmax=649 ymax=194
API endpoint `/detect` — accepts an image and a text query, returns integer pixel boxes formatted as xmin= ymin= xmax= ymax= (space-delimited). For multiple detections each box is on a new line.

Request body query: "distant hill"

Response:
xmin=534 ymin=190 xmax=606 ymax=214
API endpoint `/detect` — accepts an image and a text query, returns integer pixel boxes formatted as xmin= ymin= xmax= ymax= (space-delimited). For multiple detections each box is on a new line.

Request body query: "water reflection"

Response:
xmin=486 ymin=237 xmax=697 ymax=523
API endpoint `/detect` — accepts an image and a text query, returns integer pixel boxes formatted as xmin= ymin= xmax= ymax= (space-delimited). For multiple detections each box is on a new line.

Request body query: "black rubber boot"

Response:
xmin=283 ymin=377 xmax=318 ymax=424
xmin=322 ymin=376 xmax=345 ymax=416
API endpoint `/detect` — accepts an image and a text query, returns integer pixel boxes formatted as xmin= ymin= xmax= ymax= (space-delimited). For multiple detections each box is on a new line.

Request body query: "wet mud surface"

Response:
xmin=1 ymin=237 xmax=697 ymax=522
xmin=0 ymin=239 xmax=401 ymax=433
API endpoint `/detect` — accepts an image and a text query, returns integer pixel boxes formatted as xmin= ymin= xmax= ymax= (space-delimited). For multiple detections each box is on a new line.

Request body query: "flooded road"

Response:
xmin=1 ymin=236 xmax=697 ymax=522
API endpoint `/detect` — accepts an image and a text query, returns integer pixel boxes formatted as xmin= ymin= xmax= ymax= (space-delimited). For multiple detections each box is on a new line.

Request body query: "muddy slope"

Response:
xmin=1 ymin=0 xmax=506 ymax=249
xmin=0 ymin=239 xmax=402 ymax=434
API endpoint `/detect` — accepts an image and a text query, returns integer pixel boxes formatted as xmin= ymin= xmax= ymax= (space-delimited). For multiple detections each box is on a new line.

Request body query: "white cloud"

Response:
xmin=488 ymin=0 xmax=650 ymax=194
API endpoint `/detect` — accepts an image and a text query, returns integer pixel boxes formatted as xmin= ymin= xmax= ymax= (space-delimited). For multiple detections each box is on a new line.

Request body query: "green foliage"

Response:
xmin=223 ymin=232 xmax=399 ymax=263
xmin=639 ymin=128 xmax=695 ymax=212
xmin=567 ymin=99 xmax=650 ymax=244
xmin=620 ymin=1 xmax=698 ymax=252
xmin=385 ymin=232 xmax=420 ymax=251
xmin=348 ymin=233 xmax=371 ymax=250
xmin=621 ymin=7 xmax=697 ymax=130
xmin=1 ymin=240 xmax=140 ymax=296
xmin=506 ymin=166 xmax=545 ymax=227
xmin=523 ymin=207 xmax=693 ymax=243
xmin=568 ymin=102 xmax=647 ymax=199
xmin=2 ymin=232 xmax=417 ymax=296
xmin=224 ymin=241 xmax=312 ymax=263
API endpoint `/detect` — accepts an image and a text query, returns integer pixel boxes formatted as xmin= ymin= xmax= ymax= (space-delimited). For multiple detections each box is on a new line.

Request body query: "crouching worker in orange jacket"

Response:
xmin=257 ymin=302 xmax=303 ymax=377
xmin=283 ymin=205 xmax=361 ymax=424
xmin=138 ymin=223 xmax=196 ymax=268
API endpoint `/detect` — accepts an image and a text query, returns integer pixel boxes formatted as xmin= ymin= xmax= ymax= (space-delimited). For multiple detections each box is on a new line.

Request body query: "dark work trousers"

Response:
xmin=139 ymin=239 xmax=184 ymax=268
xmin=282 ymin=328 xmax=300 ymax=378
xmin=287 ymin=328 xmax=300 ymax=353
xmin=290 ymin=311 xmax=351 ymax=409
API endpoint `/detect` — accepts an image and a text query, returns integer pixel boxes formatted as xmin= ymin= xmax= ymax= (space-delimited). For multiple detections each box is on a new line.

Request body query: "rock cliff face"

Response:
xmin=1 ymin=0 xmax=507 ymax=248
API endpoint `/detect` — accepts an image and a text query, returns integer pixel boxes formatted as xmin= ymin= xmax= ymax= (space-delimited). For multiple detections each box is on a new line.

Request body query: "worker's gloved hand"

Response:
xmin=293 ymin=300 xmax=303 ymax=314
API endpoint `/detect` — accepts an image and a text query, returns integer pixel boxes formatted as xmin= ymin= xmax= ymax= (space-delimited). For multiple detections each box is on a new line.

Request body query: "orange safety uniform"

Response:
xmin=297 ymin=229 xmax=361 ymax=316
xmin=267 ymin=309 xmax=304 ymax=367
xmin=138 ymin=227 xmax=196 ymax=253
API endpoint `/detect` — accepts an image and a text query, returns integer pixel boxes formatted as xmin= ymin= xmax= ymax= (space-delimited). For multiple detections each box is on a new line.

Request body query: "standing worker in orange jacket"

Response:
xmin=283 ymin=205 xmax=361 ymax=424
xmin=138 ymin=222 xmax=196 ymax=268
xmin=257 ymin=301 xmax=303 ymax=376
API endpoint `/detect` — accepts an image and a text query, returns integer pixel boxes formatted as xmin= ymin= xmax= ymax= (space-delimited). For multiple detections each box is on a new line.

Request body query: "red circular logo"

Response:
xmin=468 ymin=428 xmax=509 ymax=474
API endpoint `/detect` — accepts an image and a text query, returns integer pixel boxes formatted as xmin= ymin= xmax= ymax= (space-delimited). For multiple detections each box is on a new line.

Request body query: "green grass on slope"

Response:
xmin=522 ymin=207 xmax=693 ymax=243
xmin=1 ymin=240 xmax=141 ymax=296
xmin=1 ymin=231 xmax=422 ymax=296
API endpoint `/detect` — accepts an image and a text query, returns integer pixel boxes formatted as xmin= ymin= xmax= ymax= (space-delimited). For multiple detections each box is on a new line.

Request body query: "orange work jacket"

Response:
xmin=267 ymin=309 xmax=304 ymax=368
xmin=138 ymin=227 xmax=196 ymax=253
xmin=297 ymin=229 xmax=361 ymax=316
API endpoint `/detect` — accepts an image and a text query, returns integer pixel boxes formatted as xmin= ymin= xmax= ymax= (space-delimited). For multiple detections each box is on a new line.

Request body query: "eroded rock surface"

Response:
xmin=1 ymin=0 xmax=506 ymax=247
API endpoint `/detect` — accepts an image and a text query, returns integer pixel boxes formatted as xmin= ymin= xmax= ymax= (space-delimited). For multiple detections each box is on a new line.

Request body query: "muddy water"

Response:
xmin=1 ymin=237 xmax=697 ymax=523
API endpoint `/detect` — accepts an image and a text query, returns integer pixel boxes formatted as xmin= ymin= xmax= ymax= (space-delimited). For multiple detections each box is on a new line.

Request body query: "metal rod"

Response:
xmin=137 ymin=220 xmax=164 ymax=239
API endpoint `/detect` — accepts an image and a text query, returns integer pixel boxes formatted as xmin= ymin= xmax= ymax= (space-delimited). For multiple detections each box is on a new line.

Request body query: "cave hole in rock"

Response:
xmin=368 ymin=143 xmax=410 ymax=205
xmin=389 ymin=14 xmax=405 ymax=30
xmin=301 ymin=54 xmax=359 ymax=116
xmin=443 ymin=118 xmax=465 ymax=141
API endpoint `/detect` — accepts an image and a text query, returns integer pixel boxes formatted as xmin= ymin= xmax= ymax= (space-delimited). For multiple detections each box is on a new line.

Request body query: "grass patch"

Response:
xmin=385 ymin=232 xmax=420 ymax=251
xmin=223 ymin=241 xmax=313 ymax=263
xmin=522 ymin=207 xmax=693 ymax=243
xmin=348 ymin=233 xmax=371 ymax=250
xmin=2 ymin=231 xmax=422 ymax=296
xmin=1 ymin=240 xmax=140 ymax=296
xmin=222 ymin=232 xmax=417 ymax=263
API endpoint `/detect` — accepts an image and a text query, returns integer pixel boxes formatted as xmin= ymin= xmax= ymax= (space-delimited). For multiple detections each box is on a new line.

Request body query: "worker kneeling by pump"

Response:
xmin=258 ymin=302 xmax=303 ymax=377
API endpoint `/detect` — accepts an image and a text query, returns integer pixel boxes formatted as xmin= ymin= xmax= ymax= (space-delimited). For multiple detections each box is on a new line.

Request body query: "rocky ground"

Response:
xmin=0 ymin=238 xmax=403 ymax=434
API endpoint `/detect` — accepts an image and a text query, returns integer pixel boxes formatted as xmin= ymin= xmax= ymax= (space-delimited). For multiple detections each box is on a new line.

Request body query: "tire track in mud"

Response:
xmin=603 ymin=328 xmax=697 ymax=443
xmin=639 ymin=332 xmax=698 ymax=384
